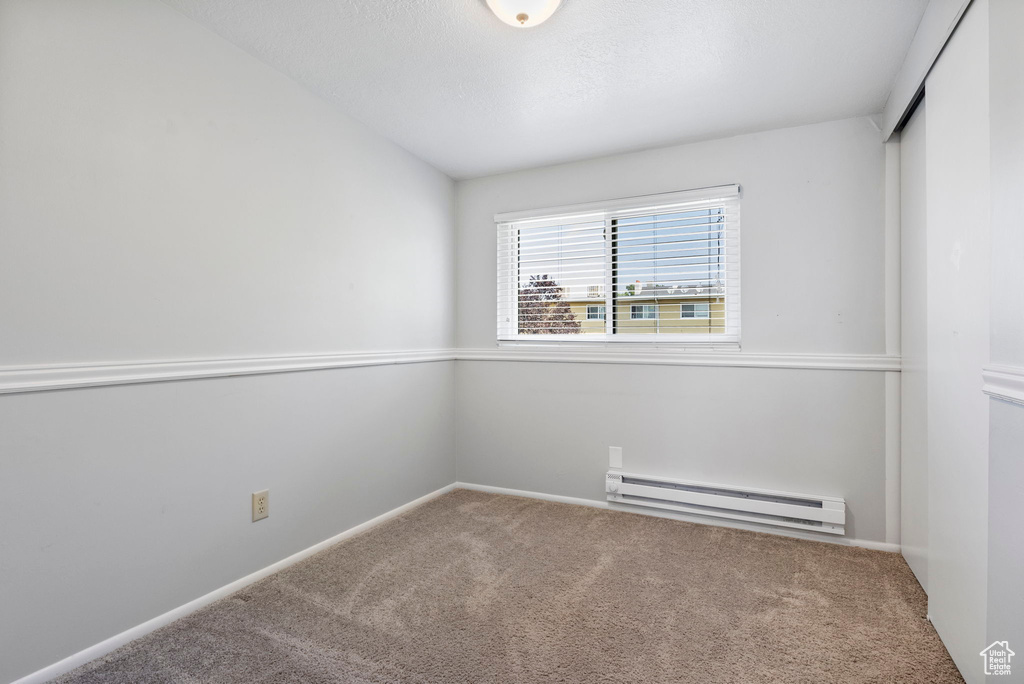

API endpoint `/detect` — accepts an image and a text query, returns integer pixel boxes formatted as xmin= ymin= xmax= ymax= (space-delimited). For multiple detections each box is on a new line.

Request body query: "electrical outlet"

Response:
xmin=252 ymin=490 xmax=269 ymax=522
xmin=609 ymin=446 xmax=623 ymax=469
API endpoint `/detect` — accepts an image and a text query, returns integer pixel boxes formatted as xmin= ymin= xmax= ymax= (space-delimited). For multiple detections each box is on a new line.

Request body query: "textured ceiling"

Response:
xmin=161 ymin=0 xmax=929 ymax=179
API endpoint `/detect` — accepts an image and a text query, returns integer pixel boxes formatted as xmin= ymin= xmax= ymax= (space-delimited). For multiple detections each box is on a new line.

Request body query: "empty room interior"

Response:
xmin=2 ymin=0 xmax=1022 ymax=682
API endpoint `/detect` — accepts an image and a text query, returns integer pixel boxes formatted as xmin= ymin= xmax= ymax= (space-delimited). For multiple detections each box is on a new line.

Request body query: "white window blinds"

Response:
xmin=497 ymin=185 xmax=740 ymax=345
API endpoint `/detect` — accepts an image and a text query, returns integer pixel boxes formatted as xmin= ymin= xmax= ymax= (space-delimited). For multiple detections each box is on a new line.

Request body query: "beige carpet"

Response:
xmin=55 ymin=489 xmax=962 ymax=683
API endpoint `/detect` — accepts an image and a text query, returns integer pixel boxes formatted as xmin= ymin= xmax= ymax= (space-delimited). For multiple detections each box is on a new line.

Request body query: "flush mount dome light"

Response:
xmin=485 ymin=0 xmax=562 ymax=28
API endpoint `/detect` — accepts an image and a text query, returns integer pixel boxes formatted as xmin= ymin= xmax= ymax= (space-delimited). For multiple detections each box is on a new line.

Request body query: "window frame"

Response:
xmin=680 ymin=302 xmax=711 ymax=319
xmin=586 ymin=304 xmax=607 ymax=321
xmin=496 ymin=185 xmax=741 ymax=348
xmin=630 ymin=304 xmax=657 ymax=320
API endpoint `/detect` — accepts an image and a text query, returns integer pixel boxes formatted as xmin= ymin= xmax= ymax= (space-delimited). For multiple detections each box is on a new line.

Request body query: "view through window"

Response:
xmin=497 ymin=186 xmax=740 ymax=344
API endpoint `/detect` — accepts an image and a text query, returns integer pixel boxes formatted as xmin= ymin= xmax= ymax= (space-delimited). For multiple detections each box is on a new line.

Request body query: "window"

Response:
xmin=630 ymin=304 xmax=656 ymax=319
xmin=681 ymin=302 xmax=710 ymax=319
xmin=497 ymin=185 xmax=740 ymax=344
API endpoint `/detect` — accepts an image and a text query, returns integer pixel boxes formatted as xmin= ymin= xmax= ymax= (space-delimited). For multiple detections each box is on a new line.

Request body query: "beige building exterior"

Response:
xmin=564 ymin=284 xmax=727 ymax=335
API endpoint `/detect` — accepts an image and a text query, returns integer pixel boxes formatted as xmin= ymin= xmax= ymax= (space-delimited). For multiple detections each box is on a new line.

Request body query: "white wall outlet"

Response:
xmin=609 ymin=446 xmax=623 ymax=469
xmin=252 ymin=490 xmax=269 ymax=522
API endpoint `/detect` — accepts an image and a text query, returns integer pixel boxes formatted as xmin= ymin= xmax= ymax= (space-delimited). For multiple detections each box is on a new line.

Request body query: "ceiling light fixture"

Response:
xmin=485 ymin=0 xmax=562 ymax=28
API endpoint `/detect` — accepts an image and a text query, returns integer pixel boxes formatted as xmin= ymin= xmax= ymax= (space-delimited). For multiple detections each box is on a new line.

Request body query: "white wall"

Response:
xmin=921 ymin=1 xmax=991 ymax=678
xmin=457 ymin=362 xmax=888 ymax=540
xmin=0 ymin=1 xmax=456 ymax=681
xmin=456 ymin=117 xmax=895 ymax=544
xmin=987 ymin=1 xmax=1024 ymax=370
xmin=0 ymin=365 xmax=455 ymax=683
xmin=987 ymin=401 xmax=1024 ymax=664
xmin=899 ymin=102 xmax=928 ymax=590
xmin=0 ymin=1 xmax=455 ymax=362
xmin=458 ymin=117 xmax=887 ymax=354
xmin=986 ymin=0 xmax=1024 ymax=664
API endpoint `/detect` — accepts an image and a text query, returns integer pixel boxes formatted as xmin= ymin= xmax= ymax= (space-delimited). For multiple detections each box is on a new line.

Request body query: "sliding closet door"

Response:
xmin=899 ymin=100 xmax=927 ymax=591
xmin=924 ymin=0 xmax=991 ymax=677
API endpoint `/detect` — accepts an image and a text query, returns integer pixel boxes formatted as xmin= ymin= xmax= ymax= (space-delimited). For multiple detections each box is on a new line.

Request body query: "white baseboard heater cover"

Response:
xmin=606 ymin=471 xmax=846 ymax=535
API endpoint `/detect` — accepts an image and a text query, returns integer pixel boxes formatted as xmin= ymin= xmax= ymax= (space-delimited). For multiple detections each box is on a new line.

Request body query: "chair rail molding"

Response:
xmin=0 ymin=348 xmax=903 ymax=395
xmin=982 ymin=364 xmax=1024 ymax=407
xmin=0 ymin=350 xmax=458 ymax=395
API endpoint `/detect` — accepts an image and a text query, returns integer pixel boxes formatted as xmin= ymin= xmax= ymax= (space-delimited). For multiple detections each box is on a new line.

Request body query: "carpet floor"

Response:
xmin=55 ymin=489 xmax=962 ymax=683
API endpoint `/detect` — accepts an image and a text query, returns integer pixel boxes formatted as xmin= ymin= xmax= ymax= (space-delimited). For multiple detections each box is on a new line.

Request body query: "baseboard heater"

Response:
xmin=605 ymin=471 xmax=846 ymax=535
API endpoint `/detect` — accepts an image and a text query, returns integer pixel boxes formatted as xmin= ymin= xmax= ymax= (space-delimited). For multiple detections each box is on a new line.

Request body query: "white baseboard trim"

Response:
xmin=11 ymin=484 xmax=457 ymax=684
xmin=455 ymin=481 xmax=901 ymax=553
xmin=982 ymin=364 xmax=1024 ymax=407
